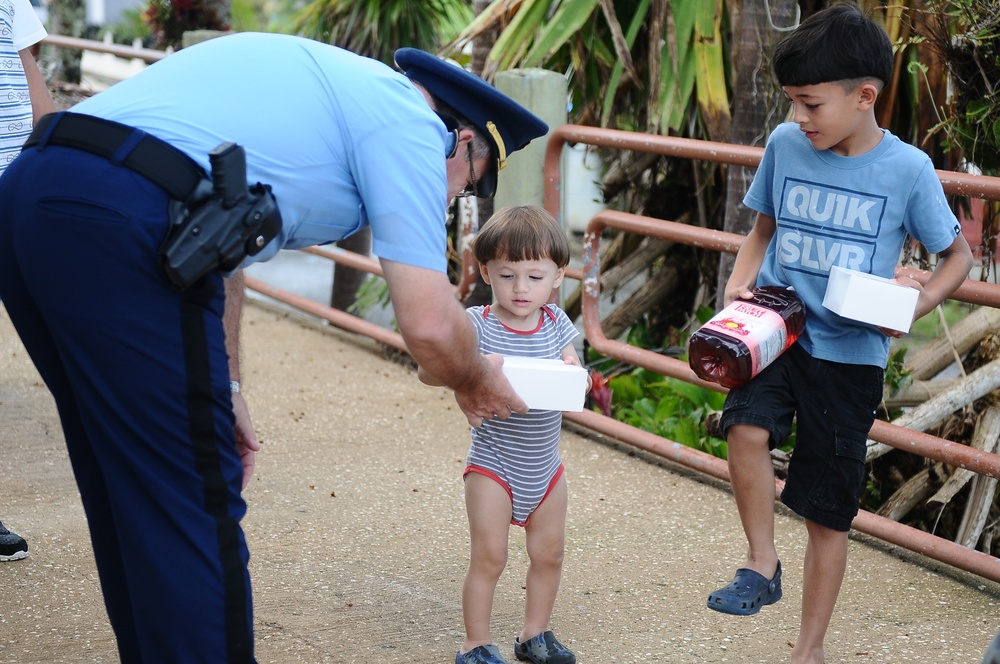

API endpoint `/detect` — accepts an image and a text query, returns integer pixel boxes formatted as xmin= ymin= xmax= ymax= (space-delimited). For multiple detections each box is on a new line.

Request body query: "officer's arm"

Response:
xmin=224 ymin=270 xmax=245 ymax=384
xmin=224 ymin=270 xmax=260 ymax=488
xmin=380 ymin=258 xmax=527 ymax=428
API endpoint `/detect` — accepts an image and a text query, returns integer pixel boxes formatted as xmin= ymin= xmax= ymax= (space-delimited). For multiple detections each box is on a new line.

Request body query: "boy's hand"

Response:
xmin=878 ymin=274 xmax=925 ymax=338
xmin=876 ymin=325 xmax=905 ymax=339
xmin=723 ymin=285 xmax=755 ymax=308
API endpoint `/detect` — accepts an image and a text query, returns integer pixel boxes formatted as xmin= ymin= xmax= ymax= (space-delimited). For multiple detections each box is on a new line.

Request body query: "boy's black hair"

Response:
xmin=772 ymin=2 xmax=893 ymax=90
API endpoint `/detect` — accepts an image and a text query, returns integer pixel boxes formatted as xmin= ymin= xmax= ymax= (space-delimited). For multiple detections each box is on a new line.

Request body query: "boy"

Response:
xmin=1 ymin=0 xmax=54 ymax=562
xmin=420 ymin=206 xmax=583 ymax=664
xmin=706 ymin=4 xmax=973 ymax=663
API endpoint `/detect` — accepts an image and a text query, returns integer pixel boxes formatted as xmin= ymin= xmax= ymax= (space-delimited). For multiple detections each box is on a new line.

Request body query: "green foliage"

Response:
xmin=348 ymin=276 xmax=397 ymax=330
xmin=608 ymin=367 xmax=728 ymax=459
xmin=293 ymin=0 xmax=472 ymax=64
xmin=144 ymin=0 xmax=228 ymax=49
xmin=919 ymin=0 xmax=1000 ymax=173
xmin=444 ymin=0 xmax=729 ymax=135
xmin=883 ymin=345 xmax=912 ymax=399
xmin=229 ymin=0 xmax=267 ymax=32
xmin=104 ymin=8 xmax=154 ymax=46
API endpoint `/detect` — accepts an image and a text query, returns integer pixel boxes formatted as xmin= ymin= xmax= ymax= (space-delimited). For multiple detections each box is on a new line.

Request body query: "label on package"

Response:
xmin=706 ymin=301 xmax=788 ymax=376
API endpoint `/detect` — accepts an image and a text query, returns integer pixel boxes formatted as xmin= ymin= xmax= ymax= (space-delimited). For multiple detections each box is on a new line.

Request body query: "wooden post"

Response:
xmin=493 ymin=69 xmax=567 ymax=212
xmin=494 ymin=68 xmax=568 ymax=304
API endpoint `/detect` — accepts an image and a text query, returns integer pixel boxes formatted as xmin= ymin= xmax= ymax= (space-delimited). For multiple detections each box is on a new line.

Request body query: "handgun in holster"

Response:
xmin=160 ymin=142 xmax=282 ymax=290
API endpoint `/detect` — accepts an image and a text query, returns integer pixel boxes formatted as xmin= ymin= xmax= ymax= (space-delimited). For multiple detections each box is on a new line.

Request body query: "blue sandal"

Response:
xmin=457 ymin=644 xmax=510 ymax=664
xmin=707 ymin=561 xmax=782 ymax=616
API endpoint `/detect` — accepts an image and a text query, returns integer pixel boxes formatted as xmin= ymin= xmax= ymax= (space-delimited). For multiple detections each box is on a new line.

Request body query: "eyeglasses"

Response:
xmin=455 ymin=144 xmax=478 ymax=198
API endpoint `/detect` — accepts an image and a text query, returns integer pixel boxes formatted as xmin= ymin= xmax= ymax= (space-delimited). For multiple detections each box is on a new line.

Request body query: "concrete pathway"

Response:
xmin=1 ymin=303 xmax=997 ymax=663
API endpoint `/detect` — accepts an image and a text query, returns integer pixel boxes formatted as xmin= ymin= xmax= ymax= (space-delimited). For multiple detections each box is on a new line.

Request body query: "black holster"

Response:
xmin=160 ymin=142 xmax=282 ymax=290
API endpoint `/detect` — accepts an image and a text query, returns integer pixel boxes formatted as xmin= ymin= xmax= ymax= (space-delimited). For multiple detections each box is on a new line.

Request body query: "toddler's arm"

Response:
xmin=561 ymin=343 xmax=591 ymax=391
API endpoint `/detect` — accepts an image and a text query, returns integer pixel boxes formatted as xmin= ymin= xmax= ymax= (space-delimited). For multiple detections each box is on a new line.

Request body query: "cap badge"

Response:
xmin=486 ymin=120 xmax=508 ymax=170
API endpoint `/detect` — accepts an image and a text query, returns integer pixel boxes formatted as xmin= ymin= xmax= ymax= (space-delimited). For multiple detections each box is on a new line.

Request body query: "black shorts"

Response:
xmin=719 ymin=343 xmax=884 ymax=532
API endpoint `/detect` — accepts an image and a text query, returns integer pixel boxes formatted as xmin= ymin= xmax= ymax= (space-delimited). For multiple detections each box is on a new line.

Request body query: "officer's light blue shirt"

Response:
xmin=74 ymin=32 xmax=452 ymax=273
xmin=744 ymin=122 xmax=960 ymax=367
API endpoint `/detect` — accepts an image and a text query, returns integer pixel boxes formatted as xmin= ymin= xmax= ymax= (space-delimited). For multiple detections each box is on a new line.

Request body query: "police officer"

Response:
xmin=0 ymin=33 xmax=546 ymax=663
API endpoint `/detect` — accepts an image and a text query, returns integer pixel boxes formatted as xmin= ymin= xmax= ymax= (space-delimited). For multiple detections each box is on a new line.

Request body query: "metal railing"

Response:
xmin=41 ymin=34 xmax=168 ymax=64
xmin=36 ymin=34 xmax=1000 ymax=583
xmin=545 ymin=124 xmax=1000 ymax=584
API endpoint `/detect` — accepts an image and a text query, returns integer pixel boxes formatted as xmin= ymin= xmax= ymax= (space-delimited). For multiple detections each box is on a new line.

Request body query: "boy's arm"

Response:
xmin=724 ymin=212 xmax=776 ymax=306
xmin=891 ymin=234 xmax=974 ymax=337
xmin=19 ymin=49 xmax=56 ymax=120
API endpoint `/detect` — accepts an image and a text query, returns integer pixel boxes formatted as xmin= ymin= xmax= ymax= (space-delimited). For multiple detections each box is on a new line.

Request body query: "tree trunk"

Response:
xmin=48 ymin=0 xmax=86 ymax=84
xmin=463 ymin=0 xmax=498 ymax=308
xmin=928 ymin=407 xmax=1000 ymax=550
xmin=875 ymin=467 xmax=937 ymax=522
xmin=867 ymin=358 xmax=1000 ymax=461
xmin=715 ymin=0 xmax=796 ymax=309
xmin=330 ymin=229 xmax=372 ymax=312
xmin=601 ymin=261 xmax=680 ymax=341
xmin=883 ymin=378 xmax=956 ymax=409
xmin=203 ymin=0 xmax=230 ymax=29
xmin=903 ymin=306 xmax=1000 ymax=381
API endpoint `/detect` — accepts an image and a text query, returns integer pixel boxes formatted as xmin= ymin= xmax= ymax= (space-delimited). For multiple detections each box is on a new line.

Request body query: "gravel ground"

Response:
xmin=1 ymin=302 xmax=998 ymax=663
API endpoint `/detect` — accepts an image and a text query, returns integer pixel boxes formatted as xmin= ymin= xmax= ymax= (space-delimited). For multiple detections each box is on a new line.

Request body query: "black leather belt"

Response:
xmin=24 ymin=112 xmax=207 ymax=202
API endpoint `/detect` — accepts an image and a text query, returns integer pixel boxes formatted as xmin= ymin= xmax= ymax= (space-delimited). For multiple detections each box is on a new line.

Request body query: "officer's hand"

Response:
xmin=453 ymin=354 xmax=529 ymax=428
xmin=231 ymin=392 xmax=261 ymax=490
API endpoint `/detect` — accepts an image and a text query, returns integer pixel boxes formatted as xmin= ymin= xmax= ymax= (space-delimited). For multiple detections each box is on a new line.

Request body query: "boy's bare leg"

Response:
xmin=462 ymin=473 xmax=514 ymax=652
xmin=520 ymin=474 xmax=568 ymax=642
xmin=791 ymin=520 xmax=848 ymax=664
xmin=726 ymin=424 xmax=780 ymax=578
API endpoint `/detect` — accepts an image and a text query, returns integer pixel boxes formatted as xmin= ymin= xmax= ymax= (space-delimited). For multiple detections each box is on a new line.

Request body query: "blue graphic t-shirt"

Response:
xmin=744 ymin=122 xmax=960 ymax=367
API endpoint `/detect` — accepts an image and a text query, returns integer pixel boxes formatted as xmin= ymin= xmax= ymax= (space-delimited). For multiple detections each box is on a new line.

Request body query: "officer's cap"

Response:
xmin=394 ymin=48 xmax=548 ymax=199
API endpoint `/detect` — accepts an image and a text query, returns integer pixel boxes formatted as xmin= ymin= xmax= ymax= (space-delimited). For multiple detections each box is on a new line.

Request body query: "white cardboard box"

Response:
xmin=822 ymin=266 xmax=919 ymax=332
xmin=501 ymin=356 xmax=588 ymax=412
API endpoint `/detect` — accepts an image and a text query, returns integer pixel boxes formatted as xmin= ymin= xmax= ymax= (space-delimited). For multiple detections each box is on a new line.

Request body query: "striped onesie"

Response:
xmin=465 ymin=303 xmax=580 ymax=525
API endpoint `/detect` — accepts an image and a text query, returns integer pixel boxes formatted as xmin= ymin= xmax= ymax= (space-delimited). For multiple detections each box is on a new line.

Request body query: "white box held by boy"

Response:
xmin=501 ymin=357 xmax=588 ymax=412
xmin=822 ymin=266 xmax=919 ymax=333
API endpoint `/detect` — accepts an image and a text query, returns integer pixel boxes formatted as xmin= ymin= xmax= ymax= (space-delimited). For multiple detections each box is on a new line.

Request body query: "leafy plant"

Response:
xmin=883 ymin=346 xmax=913 ymax=398
xmin=104 ymin=8 xmax=154 ymax=47
xmin=293 ymin=0 xmax=471 ymax=64
xmin=608 ymin=367 xmax=728 ymax=459
xmin=442 ymin=0 xmax=730 ymax=137
xmin=348 ymin=276 xmax=397 ymax=330
xmin=144 ymin=0 xmax=228 ymax=49
xmin=917 ymin=0 xmax=1000 ymax=173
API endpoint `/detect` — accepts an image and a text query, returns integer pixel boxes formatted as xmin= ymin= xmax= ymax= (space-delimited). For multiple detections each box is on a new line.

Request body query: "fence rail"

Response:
xmin=36 ymin=34 xmax=1000 ymax=583
xmin=41 ymin=34 xmax=168 ymax=64
xmin=546 ymin=124 xmax=1000 ymax=584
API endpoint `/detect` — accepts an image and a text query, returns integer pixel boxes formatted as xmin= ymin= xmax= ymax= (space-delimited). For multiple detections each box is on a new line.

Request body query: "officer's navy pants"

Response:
xmin=0 ymin=144 xmax=254 ymax=663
